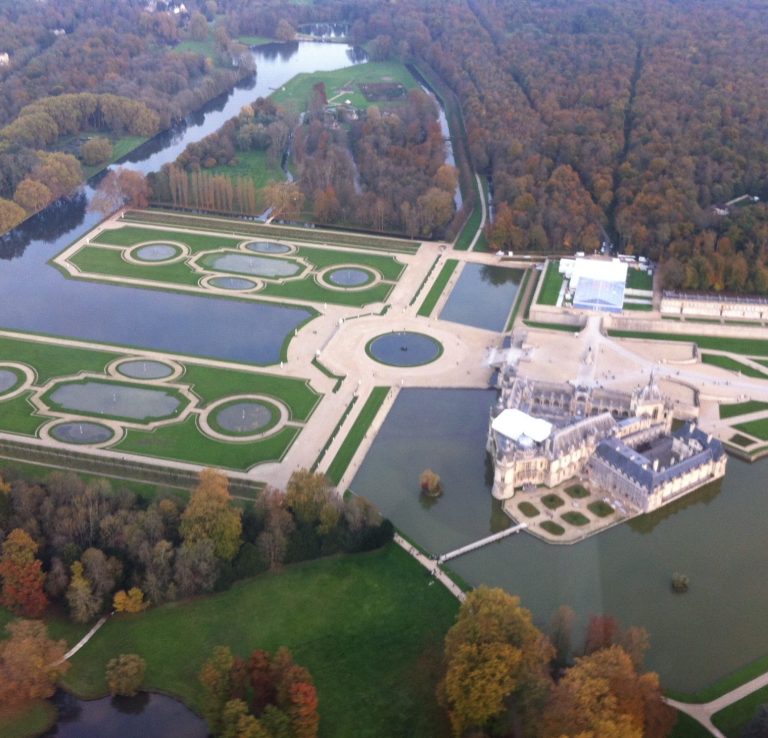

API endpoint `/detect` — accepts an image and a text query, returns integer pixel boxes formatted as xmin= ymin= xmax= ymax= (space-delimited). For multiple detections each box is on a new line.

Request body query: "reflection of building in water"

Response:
xmin=487 ymin=373 xmax=727 ymax=514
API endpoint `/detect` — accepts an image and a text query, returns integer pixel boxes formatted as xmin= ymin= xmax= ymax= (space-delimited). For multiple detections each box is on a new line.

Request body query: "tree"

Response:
xmin=0 ymin=197 xmax=26 ymax=232
xmin=80 ymin=137 xmax=113 ymax=167
xmin=13 ymin=178 xmax=52 ymax=212
xmin=0 ymin=620 xmax=69 ymax=705
xmin=275 ymin=19 xmax=296 ymax=42
xmin=106 ymin=653 xmax=146 ymax=696
xmin=174 ymin=539 xmax=219 ymax=597
xmin=189 ymin=12 xmax=209 ymax=42
xmin=113 ymin=587 xmax=149 ymax=613
xmin=584 ymin=614 xmax=618 ymax=655
xmin=288 ymin=681 xmax=320 ymax=738
xmin=550 ymin=604 xmax=576 ymax=668
xmin=200 ymin=645 xmax=235 ymax=733
xmin=419 ymin=469 xmax=443 ymax=497
xmin=180 ymin=468 xmax=242 ymax=561
xmin=66 ymin=561 xmax=101 ymax=623
xmin=0 ymin=528 xmax=48 ymax=617
xmin=90 ymin=167 xmax=150 ymax=215
xmin=264 ymin=182 xmax=305 ymax=219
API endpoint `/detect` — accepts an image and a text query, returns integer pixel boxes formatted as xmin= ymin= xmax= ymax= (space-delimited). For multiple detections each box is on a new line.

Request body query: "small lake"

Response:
xmin=204 ymin=253 xmax=301 ymax=278
xmin=44 ymin=691 xmax=207 ymax=738
xmin=439 ymin=264 xmax=522 ymax=331
xmin=351 ymin=388 xmax=768 ymax=692
xmin=48 ymin=381 xmax=181 ymax=421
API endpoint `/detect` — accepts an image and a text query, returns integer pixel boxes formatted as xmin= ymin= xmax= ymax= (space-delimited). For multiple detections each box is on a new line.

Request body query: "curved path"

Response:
xmin=467 ymin=174 xmax=487 ymax=252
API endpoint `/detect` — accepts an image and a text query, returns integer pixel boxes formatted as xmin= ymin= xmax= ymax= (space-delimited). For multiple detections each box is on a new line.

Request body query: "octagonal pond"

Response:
xmin=326 ymin=267 xmax=374 ymax=287
xmin=134 ymin=243 xmax=181 ymax=262
xmin=367 ymin=332 xmax=442 ymax=367
xmin=213 ymin=400 xmax=277 ymax=434
xmin=0 ymin=368 xmax=21 ymax=393
xmin=117 ymin=360 xmax=175 ymax=380
xmin=203 ymin=253 xmax=301 ymax=278
xmin=46 ymin=381 xmax=183 ymax=421
xmin=50 ymin=421 xmax=114 ymax=445
xmin=245 ymin=241 xmax=292 ymax=254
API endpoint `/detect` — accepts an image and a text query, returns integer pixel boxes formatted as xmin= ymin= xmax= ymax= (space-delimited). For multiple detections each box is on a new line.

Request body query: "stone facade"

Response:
xmin=661 ymin=291 xmax=768 ymax=323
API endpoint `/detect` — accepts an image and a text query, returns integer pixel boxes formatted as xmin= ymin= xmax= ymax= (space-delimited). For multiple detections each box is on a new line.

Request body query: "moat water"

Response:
xmin=351 ymin=388 xmax=768 ymax=692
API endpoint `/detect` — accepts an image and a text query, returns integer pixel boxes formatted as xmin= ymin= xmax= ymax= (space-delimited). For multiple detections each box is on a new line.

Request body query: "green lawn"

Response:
xmin=504 ymin=269 xmax=532 ymax=331
xmin=63 ymin=544 xmax=458 ymax=738
xmin=417 ymin=260 xmax=458 ymax=317
xmin=669 ymin=712 xmax=717 ymax=738
xmin=729 ymin=433 xmax=756 ymax=448
xmin=719 ymin=400 xmax=768 ymax=419
xmin=0 ymin=393 xmax=47 ymax=436
xmin=734 ymin=417 xmax=768 ymax=441
xmin=666 ymin=654 xmax=768 ymax=704
xmin=206 ymin=149 xmax=284 ymax=192
xmin=93 ymin=225 xmax=239 ymax=252
xmin=125 ymin=210 xmax=419 ymax=253
xmin=565 ymin=484 xmax=589 ymax=498
xmin=523 ymin=320 xmax=582 ymax=333
xmin=271 ymin=61 xmax=419 ymax=114
xmin=561 ymin=511 xmax=589 ymax=526
xmin=712 ymin=685 xmax=768 ymax=737
xmin=518 ymin=502 xmax=540 ymax=518
xmin=453 ymin=198 xmax=481 ymax=252
xmin=537 ymin=261 xmax=564 ymax=305
xmin=607 ymin=330 xmax=768 ymax=357
xmin=81 ymin=135 xmax=148 ymax=179
xmin=0 ymin=701 xmax=57 ymax=738
xmin=626 ymin=268 xmax=653 ymax=291
xmin=587 ymin=501 xmax=614 ymax=517
xmin=701 ymin=353 xmax=768 ymax=379
xmin=622 ymin=301 xmax=654 ymax=311
xmin=540 ymin=521 xmax=564 ymax=536
xmin=236 ymin=35 xmax=275 ymax=46
xmin=326 ymin=387 xmax=389 ymax=485
xmin=541 ymin=494 xmax=565 ymax=510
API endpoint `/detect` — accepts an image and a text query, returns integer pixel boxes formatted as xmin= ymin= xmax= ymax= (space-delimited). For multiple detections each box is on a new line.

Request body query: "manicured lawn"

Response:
xmin=729 ymin=433 xmax=755 ymax=448
xmin=626 ymin=269 xmax=653 ymax=291
xmin=669 ymin=712 xmax=717 ymax=738
xmin=734 ymin=417 xmax=768 ymax=441
xmin=587 ymin=501 xmax=614 ymax=517
xmin=541 ymin=494 xmax=564 ymax=510
xmin=505 ymin=269 xmax=532 ymax=331
xmin=0 ymin=392 xmax=47 ymax=436
xmin=271 ymin=61 xmax=419 ymax=114
xmin=417 ymin=260 xmax=458 ymax=317
xmin=115 ymin=418 xmax=300 ymax=471
xmin=565 ymin=484 xmax=589 ymax=498
xmin=206 ymin=149 xmax=284 ymax=192
xmin=622 ymin=301 xmax=654 ymax=311
xmin=523 ymin=320 xmax=582 ymax=333
xmin=536 ymin=260 xmax=563 ymax=305
xmin=607 ymin=330 xmax=768 ymax=357
xmin=561 ymin=511 xmax=589 ymax=526
xmin=701 ymin=353 xmax=768 ymax=379
xmin=518 ymin=502 xmax=540 ymax=518
xmin=326 ymin=387 xmax=389 ymax=485
xmin=712 ymin=685 xmax=768 ymax=737
xmin=720 ymin=400 xmax=768 ymax=419
xmin=453 ymin=199 xmax=481 ymax=251
xmin=93 ymin=225 xmax=239 ymax=253
xmin=540 ymin=521 xmax=564 ymax=536
xmin=0 ymin=701 xmax=57 ymax=738
xmin=126 ymin=210 xmax=419 ymax=253
xmin=409 ymin=256 xmax=441 ymax=306
xmin=63 ymin=544 xmax=458 ymax=738
xmin=666 ymin=654 xmax=768 ymax=704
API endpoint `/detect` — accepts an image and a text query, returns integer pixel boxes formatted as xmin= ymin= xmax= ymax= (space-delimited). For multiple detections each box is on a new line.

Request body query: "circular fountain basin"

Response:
xmin=208 ymin=276 xmax=258 ymax=291
xmin=213 ymin=401 xmax=277 ymax=434
xmin=367 ymin=332 xmax=443 ymax=367
xmin=204 ymin=253 xmax=300 ymax=278
xmin=50 ymin=421 xmax=114 ymax=445
xmin=134 ymin=244 xmax=181 ymax=262
xmin=245 ymin=241 xmax=292 ymax=254
xmin=117 ymin=360 xmax=175 ymax=380
xmin=0 ymin=368 xmax=20 ymax=393
xmin=326 ymin=267 xmax=374 ymax=287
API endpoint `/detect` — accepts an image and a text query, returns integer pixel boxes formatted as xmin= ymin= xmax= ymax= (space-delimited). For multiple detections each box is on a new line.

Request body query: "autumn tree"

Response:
xmin=181 ymin=468 xmax=242 ymax=561
xmin=0 ymin=528 xmax=48 ymax=617
xmin=438 ymin=586 xmax=554 ymax=735
xmin=66 ymin=561 xmax=101 ymax=623
xmin=275 ymin=19 xmax=296 ymax=42
xmin=106 ymin=653 xmax=146 ymax=696
xmin=0 ymin=620 xmax=68 ymax=705
xmin=80 ymin=137 xmax=113 ymax=166
xmin=12 ymin=178 xmax=52 ymax=212
xmin=113 ymin=587 xmax=149 ymax=613
xmin=90 ymin=167 xmax=150 ymax=215
xmin=584 ymin=614 xmax=619 ymax=655
xmin=0 ymin=197 xmax=25 ymax=232
xmin=200 ymin=645 xmax=236 ymax=733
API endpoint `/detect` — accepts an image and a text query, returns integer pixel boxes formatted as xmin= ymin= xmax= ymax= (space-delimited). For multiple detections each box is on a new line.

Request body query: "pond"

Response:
xmin=351 ymin=388 xmax=768 ymax=692
xmin=0 ymin=368 xmax=20 ymax=393
xmin=203 ymin=253 xmax=301 ymax=278
xmin=367 ymin=332 xmax=443 ymax=367
xmin=49 ymin=421 xmax=114 ymax=445
xmin=244 ymin=241 xmax=292 ymax=254
xmin=439 ymin=264 xmax=523 ymax=331
xmin=326 ymin=267 xmax=374 ymax=287
xmin=116 ymin=360 xmax=175 ymax=380
xmin=47 ymin=381 xmax=182 ymax=421
xmin=133 ymin=244 xmax=180 ymax=262
xmin=43 ymin=691 xmax=207 ymax=738
xmin=214 ymin=400 xmax=276 ymax=434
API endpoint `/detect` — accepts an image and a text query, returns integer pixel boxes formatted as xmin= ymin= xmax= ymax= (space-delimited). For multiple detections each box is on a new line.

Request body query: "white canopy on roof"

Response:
xmin=492 ymin=408 xmax=552 ymax=444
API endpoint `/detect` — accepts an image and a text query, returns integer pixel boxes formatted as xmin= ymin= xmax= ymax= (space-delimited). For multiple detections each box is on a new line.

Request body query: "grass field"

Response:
xmin=701 ymin=353 xmax=768 ymax=379
xmin=417 ymin=260 xmax=458 ymax=317
xmin=271 ymin=61 xmax=419 ymax=114
xmin=0 ymin=701 xmax=57 ymax=738
xmin=325 ymin=386 xmax=389 ymax=485
xmin=540 ymin=521 xmax=564 ymax=536
xmin=626 ymin=269 xmax=653 ymax=291
xmin=719 ymin=400 xmax=768 ymax=419
xmin=537 ymin=260 xmax=564 ymax=305
xmin=607 ymin=330 xmax=768 ymax=357
xmin=587 ymin=501 xmax=614 ymax=517
xmin=504 ymin=269 xmax=532 ymax=331
xmin=125 ymin=210 xmax=419 ymax=253
xmin=63 ymin=544 xmax=458 ymax=738
xmin=78 ymin=225 xmax=406 ymax=308
xmin=669 ymin=712 xmax=717 ymax=738
xmin=206 ymin=149 xmax=284 ymax=193
xmin=712 ymin=685 xmax=768 ymax=737
xmin=561 ymin=511 xmax=589 ymax=526
xmin=734 ymin=417 xmax=768 ymax=441
xmin=81 ymin=135 xmax=148 ymax=179
xmin=523 ymin=321 xmax=583 ymax=333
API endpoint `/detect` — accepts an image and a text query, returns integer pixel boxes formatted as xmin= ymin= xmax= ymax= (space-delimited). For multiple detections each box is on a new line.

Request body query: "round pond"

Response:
xmin=214 ymin=400 xmax=276 ymax=434
xmin=367 ymin=332 xmax=442 ymax=367
xmin=50 ymin=421 xmax=114 ymax=445
xmin=0 ymin=368 xmax=20 ymax=393
xmin=117 ymin=360 xmax=175 ymax=380
xmin=326 ymin=267 xmax=374 ymax=287
xmin=208 ymin=276 xmax=258 ymax=291
xmin=134 ymin=243 xmax=181 ymax=262
xmin=245 ymin=241 xmax=292 ymax=254
xmin=46 ymin=381 xmax=182 ymax=421
xmin=204 ymin=253 xmax=300 ymax=278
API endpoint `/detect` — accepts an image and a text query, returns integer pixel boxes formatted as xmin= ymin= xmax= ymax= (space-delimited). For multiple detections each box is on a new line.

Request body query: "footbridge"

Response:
xmin=436 ymin=523 xmax=528 ymax=564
